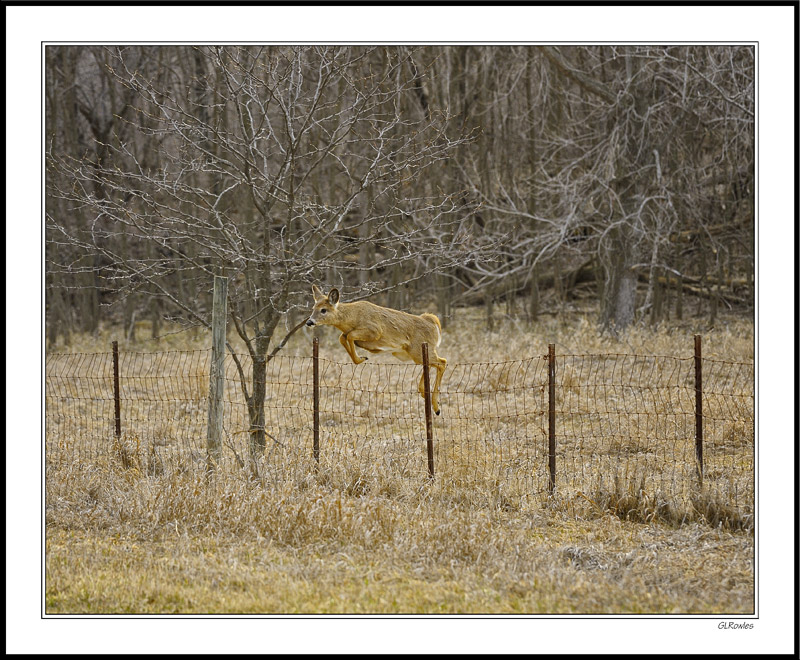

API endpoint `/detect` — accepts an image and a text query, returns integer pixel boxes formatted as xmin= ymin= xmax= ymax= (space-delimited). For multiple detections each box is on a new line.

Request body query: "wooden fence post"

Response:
xmin=548 ymin=343 xmax=556 ymax=494
xmin=206 ymin=275 xmax=228 ymax=469
xmin=112 ymin=340 xmax=121 ymax=441
xmin=422 ymin=342 xmax=435 ymax=479
xmin=313 ymin=336 xmax=320 ymax=467
xmin=694 ymin=334 xmax=704 ymax=482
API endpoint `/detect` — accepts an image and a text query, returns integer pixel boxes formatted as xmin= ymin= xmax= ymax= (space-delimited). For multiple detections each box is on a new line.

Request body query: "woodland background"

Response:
xmin=45 ymin=45 xmax=754 ymax=343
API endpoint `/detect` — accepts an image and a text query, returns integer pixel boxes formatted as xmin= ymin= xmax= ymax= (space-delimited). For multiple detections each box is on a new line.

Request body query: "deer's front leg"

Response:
xmin=339 ymin=332 xmax=367 ymax=364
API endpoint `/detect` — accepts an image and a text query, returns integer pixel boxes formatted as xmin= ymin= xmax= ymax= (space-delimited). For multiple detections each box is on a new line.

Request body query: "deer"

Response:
xmin=306 ymin=285 xmax=447 ymax=415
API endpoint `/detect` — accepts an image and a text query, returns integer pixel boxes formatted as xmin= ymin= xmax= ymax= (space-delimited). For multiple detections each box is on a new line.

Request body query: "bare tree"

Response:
xmin=47 ymin=44 xmax=754 ymax=359
xmin=47 ymin=45 xmax=488 ymax=455
xmin=451 ymin=45 xmax=754 ymax=331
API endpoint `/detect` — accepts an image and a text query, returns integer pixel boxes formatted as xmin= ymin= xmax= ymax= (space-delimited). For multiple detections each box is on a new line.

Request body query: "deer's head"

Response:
xmin=306 ymin=285 xmax=341 ymax=326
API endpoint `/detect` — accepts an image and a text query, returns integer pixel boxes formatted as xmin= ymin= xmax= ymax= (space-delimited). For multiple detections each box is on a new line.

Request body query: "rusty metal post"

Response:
xmin=313 ymin=336 xmax=320 ymax=466
xmin=548 ymin=343 xmax=556 ymax=494
xmin=422 ymin=342 xmax=435 ymax=479
xmin=694 ymin=334 xmax=704 ymax=482
xmin=112 ymin=340 xmax=121 ymax=440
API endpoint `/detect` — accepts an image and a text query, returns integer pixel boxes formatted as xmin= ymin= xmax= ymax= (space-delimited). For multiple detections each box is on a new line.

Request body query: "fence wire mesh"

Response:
xmin=554 ymin=354 xmax=753 ymax=519
xmin=45 ymin=343 xmax=754 ymax=519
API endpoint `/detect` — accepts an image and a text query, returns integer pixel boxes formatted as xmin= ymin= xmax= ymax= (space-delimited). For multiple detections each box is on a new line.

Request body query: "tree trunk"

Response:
xmin=650 ymin=265 xmax=664 ymax=326
xmin=247 ymin=356 xmax=268 ymax=457
xmin=151 ymin=296 xmax=161 ymax=341
xmin=614 ymin=267 xmax=637 ymax=330
xmin=601 ymin=229 xmax=637 ymax=332
xmin=528 ymin=263 xmax=540 ymax=322
xmin=436 ymin=272 xmax=451 ymax=329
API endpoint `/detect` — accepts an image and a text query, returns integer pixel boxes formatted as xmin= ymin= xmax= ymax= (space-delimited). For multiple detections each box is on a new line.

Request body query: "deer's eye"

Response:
xmin=321 ymin=308 xmax=327 ymax=314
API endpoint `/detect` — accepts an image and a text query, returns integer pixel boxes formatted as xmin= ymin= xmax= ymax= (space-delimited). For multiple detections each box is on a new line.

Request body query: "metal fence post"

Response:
xmin=112 ymin=340 xmax=121 ymax=440
xmin=313 ymin=336 xmax=320 ymax=466
xmin=422 ymin=342 xmax=435 ymax=479
xmin=206 ymin=275 xmax=228 ymax=469
xmin=548 ymin=343 xmax=556 ymax=494
xmin=694 ymin=334 xmax=704 ymax=482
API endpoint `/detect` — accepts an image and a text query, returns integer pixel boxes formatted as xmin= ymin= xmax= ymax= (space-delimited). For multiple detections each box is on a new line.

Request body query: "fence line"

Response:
xmin=45 ymin=337 xmax=754 ymax=521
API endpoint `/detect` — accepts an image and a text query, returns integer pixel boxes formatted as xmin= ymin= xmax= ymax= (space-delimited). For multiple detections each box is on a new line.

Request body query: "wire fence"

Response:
xmin=45 ymin=337 xmax=754 ymax=523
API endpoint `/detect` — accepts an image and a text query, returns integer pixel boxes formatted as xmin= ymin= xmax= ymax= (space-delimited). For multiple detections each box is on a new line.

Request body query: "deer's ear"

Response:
xmin=328 ymin=288 xmax=340 ymax=307
xmin=312 ymin=284 xmax=324 ymax=302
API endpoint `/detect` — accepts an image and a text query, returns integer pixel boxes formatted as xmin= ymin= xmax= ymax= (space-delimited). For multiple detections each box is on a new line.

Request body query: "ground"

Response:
xmin=45 ymin=307 xmax=755 ymax=614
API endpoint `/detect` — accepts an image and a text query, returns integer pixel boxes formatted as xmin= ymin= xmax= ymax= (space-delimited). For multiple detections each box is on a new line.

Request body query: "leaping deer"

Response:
xmin=306 ymin=285 xmax=447 ymax=415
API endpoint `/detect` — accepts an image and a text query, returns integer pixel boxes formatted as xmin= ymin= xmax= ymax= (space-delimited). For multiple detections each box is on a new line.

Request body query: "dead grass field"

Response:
xmin=45 ymin=308 xmax=755 ymax=614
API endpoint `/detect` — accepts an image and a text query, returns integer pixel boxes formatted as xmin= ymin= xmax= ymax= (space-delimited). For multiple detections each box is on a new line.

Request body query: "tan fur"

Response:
xmin=307 ymin=285 xmax=447 ymax=414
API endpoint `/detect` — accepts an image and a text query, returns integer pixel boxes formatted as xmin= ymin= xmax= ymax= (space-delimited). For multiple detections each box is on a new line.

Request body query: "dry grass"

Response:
xmin=45 ymin=308 xmax=755 ymax=614
xmin=45 ymin=459 xmax=754 ymax=614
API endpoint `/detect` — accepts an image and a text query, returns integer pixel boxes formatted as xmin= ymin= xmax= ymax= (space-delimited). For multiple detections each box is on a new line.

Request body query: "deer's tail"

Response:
xmin=421 ymin=313 xmax=442 ymax=347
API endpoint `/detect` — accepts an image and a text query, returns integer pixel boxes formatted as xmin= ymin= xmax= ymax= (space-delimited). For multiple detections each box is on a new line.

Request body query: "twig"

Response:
xmin=266 ymin=316 xmax=310 ymax=362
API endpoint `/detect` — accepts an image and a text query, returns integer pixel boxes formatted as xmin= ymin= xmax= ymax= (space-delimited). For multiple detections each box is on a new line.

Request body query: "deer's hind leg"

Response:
xmin=429 ymin=353 xmax=447 ymax=415
xmin=416 ymin=351 xmax=447 ymax=416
